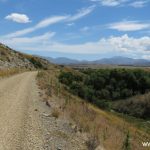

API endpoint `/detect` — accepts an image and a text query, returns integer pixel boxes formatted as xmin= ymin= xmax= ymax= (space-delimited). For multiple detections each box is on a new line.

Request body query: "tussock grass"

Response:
xmin=37 ymin=69 xmax=150 ymax=150
xmin=0 ymin=68 xmax=23 ymax=78
xmin=51 ymin=108 xmax=60 ymax=118
xmin=86 ymin=134 xmax=100 ymax=150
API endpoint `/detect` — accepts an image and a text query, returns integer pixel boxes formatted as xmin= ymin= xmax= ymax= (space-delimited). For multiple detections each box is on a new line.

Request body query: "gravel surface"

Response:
xmin=0 ymin=72 xmax=87 ymax=150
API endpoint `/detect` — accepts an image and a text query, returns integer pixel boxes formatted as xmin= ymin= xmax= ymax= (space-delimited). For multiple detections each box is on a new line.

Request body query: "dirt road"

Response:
xmin=0 ymin=72 xmax=45 ymax=150
xmin=0 ymin=72 xmax=87 ymax=150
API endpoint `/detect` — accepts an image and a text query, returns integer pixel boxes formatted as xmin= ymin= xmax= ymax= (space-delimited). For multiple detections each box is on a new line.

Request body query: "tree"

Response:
xmin=83 ymin=86 xmax=95 ymax=102
xmin=97 ymin=89 xmax=110 ymax=99
xmin=121 ymin=89 xmax=133 ymax=99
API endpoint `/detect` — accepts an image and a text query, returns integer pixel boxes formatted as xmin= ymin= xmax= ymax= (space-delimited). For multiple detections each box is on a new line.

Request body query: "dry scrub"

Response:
xmin=37 ymin=69 xmax=150 ymax=150
xmin=0 ymin=68 xmax=24 ymax=78
xmin=51 ymin=108 xmax=60 ymax=118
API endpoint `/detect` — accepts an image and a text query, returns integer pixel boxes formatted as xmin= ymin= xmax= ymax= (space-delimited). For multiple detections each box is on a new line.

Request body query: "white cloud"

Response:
xmin=4 ymin=6 xmax=95 ymax=38
xmin=1 ymin=34 xmax=150 ymax=59
xmin=90 ymin=0 xmax=128 ymax=7
xmin=0 ymin=32 xmax=55 ymax=50
xmin=142 ymin=55 xmax=150 ymax=60
xmin=129 ymin=0 xmax=149 ymax=8
xmin=67 ymin=23 xmax=75 ymax=26
xmin=105 ymin=34 xmax=150 ymax=53
xmin=5 ymin=13 xmax=31 ymax=23
xmin=101 ymin=0 xmax=128 ymax=6
xmin=36 ymin=16 xmax=69 ymax=28
xmin=108 ymin=21 xmax=150 ymax=31
xmin=90 ymin=0 xmax=149 ymax=7
xmin=5 ymin=15 xmax=68 ymax=38
xmin=68 ymin=5 xmax=95 ymax=21
xmin=2 ymin=32 xmax=55 ymax=44
xmin=80 ymin=26 xmax=90 ymax=32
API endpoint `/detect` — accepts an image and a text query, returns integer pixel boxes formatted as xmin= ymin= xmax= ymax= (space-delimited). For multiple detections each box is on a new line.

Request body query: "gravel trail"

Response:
xmin=0 ymin=72 xmax=87 ymax=150
xmin=0 ymin=72 xmax=45 ymax=150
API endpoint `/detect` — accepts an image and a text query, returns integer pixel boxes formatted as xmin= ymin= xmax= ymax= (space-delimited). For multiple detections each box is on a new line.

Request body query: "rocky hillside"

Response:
xmin=0 ymin=43 xmax=49 ymax=69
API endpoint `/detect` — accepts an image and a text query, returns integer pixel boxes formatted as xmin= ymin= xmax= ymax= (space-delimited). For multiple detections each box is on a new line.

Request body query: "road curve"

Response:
xmin=0 ymin=72 xmax=44 ymax=150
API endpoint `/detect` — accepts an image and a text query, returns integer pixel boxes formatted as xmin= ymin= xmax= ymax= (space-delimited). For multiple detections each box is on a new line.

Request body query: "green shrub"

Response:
xmin=58 ymin=68 xmax=150 ymax=118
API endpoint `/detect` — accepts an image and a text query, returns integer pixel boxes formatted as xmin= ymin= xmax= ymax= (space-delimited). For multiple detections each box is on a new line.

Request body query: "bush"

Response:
xmin=51 ymin=108 xmax=60 ymax=118
xmin=113 ymin=93 xmax=150 ymax=119
xmin=94 ymin=99 xmax=110 ymax=110
xmin=58 ymin=68 xmax=150 ymax=118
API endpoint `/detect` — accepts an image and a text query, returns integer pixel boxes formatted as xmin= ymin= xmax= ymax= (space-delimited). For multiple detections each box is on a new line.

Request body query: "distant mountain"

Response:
xmin=45 ymin=56 xmax=150 ymax=66
xmin=44 ymin=57 xmax=80 ymax=65
xmin=93 ymin=56 xmax=150 ymax=66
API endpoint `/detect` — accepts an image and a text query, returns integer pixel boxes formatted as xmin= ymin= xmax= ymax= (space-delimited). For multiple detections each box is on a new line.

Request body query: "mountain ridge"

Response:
xmin=44 ymin=56 xmax=150 ymax=66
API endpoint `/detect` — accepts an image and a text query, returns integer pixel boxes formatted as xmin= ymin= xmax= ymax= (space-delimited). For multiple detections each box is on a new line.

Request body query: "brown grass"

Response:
xmin=0 ymin=68 xmax=23 ymax=78
xmin=51 ymin=108 xmax=60 ymax=118
xmin=36 ymin=69 xmax=150 ymax=150
xmin=86 ymin=134 xmax=100 ymax=150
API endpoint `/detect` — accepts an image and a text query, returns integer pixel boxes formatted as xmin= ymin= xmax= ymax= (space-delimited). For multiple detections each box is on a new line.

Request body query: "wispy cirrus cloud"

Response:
xmin=4 ymin=5 xmax=95 ymax=38
xmin=108 ymin=20 xmax=150 ymax=31
xmin=1 ymin=34 xmax=150 ymax=60
xmin=90 ymin=0 xmax=128 ymax=7
xmin=4 ymin=15 xmax=68 ymax=38
xmin=80 ymin=26 xmax=90 ymax=32
xmin=67 ymin=23 xmax=75 ymax=26
xmin=5 ymin=13 xmax=31 ymax=23
xmin=129 ymin=0 xmax=149 ymax=8
xmin=90 ymin=0 xmax=149 ymax=7
xmin=67 ymin=5 xmax=95 ymax=21
xmin=1 ymin=32 xmax=55 ymax=45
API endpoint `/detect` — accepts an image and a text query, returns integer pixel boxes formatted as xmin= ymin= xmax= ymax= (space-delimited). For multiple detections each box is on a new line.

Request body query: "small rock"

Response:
xmin=96 ymin=145 xmax=105 ymax=150
xmin=46 ymin=101 xmax=51 ymax=107
xmin=42 ymin=113 xmax=51 ymax=117
xmin=77 ymin=131 xmax=81 ymax=135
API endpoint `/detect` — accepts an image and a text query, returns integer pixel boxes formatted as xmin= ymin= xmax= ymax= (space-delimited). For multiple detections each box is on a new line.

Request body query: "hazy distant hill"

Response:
xmin=44 ymin=57 xmax=80 ymax=65
xmin=93 ymin=56 xmax=150 ymax=66
xmin=45 ymin=56 xmax=150 ymax=66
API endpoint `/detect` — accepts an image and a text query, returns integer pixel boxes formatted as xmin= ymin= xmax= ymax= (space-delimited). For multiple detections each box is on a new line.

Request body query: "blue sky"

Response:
xmin=0 ymin=0 xmax=150 ymax=60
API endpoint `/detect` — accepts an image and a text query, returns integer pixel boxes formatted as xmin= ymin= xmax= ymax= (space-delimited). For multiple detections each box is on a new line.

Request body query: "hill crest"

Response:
xmin=0 ymin=43 xmax=49 ymax=69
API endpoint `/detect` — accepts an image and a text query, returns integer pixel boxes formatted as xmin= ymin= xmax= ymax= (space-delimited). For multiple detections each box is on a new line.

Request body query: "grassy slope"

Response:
xmin=0 ymin=68 xmax=24 ymax=77
xmin=0 ymin=43 xmax=49 ymax=69
xmin=37 ymin=66 xmax=150 ymax=150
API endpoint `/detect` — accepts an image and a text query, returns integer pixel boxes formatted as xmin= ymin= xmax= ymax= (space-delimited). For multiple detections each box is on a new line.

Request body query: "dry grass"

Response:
xmin=61 ymin=93 xmax=150 ymax=150
xmin=86 ymin=134 xmax=100 ymax=150
xmin=36 ymin=69 xmax=150 ymax=150
xmin=51 ymin=108 xmax=60 ymax=118
xmin=0 ymin=68 xmax=23 ymax=78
